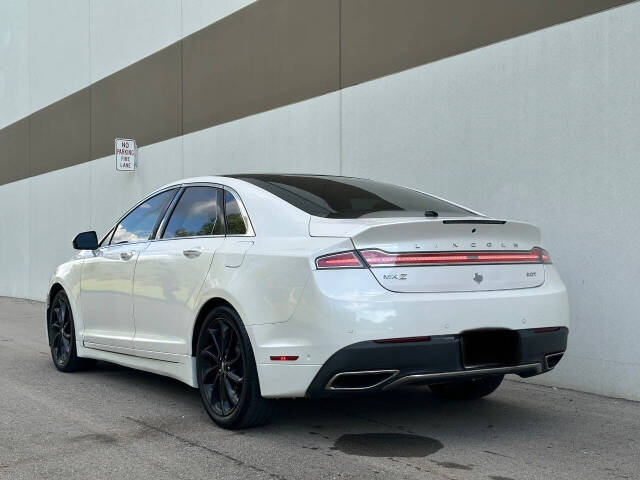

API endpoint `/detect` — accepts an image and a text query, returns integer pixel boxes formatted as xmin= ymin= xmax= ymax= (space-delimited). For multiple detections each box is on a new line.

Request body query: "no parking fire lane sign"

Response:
xmin=115 ymin=138 xmax=136 ymax=171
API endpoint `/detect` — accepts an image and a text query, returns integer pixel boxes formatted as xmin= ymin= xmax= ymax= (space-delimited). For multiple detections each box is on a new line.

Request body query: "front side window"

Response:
xmin=111 ymin=189 xmax=176 ymax=245
xmin=224 ymin=190 xmax=250 ymax=235
xmin=163 ymin=187 xmax=223 ymax=239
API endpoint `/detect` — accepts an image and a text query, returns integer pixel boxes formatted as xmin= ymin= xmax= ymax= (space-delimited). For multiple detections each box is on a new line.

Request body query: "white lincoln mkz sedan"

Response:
xmin=47 ymin=174 xmax=569 ymax=428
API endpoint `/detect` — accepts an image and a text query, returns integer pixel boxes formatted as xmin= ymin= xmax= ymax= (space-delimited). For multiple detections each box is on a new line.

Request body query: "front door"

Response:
xmin=133 ymin=186 xmax=225 ymax=355
xmin=81 ymin=243 xmax=148 ymax=348
xmin=81 ymin=188 xmax=177 ymax=349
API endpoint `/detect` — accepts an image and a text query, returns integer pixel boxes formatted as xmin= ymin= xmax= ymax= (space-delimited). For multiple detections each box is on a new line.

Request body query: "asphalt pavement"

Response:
xmin=0 ymin=296 xmax=638 ymax=480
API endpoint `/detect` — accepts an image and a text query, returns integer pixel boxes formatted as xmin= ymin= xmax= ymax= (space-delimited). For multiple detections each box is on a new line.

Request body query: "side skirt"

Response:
xmin=77 ymin=341 xmax=198 ymax=387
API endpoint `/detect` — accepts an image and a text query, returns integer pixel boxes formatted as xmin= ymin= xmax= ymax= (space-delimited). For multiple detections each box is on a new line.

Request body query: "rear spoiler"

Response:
xmin=442 ymin=220 xmax=506 ymax=225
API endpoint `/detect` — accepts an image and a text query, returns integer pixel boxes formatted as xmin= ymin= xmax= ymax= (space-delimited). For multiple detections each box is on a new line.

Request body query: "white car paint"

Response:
xmin=47 ymin=175 xmax=570 ymax=397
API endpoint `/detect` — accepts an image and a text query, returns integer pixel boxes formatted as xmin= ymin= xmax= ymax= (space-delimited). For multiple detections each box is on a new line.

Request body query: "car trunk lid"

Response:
xmin=311 ymin=216 xmax=547 ymax=293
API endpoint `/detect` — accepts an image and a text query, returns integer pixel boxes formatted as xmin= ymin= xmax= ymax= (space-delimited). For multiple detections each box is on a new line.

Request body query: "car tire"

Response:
xmin=428 ymin=375 xmax=504 ymax=400
xmin=48 ymin=290 xmax=95 ymax=372
xmin=196 ymin=306 xmax=273 ymax=429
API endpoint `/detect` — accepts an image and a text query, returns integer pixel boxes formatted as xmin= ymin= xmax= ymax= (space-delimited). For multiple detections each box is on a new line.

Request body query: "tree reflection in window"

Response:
xmin=164 ymin=187 xmax=220 ymax=239
xmin=224 ymin=191 xmax=248 ymax=235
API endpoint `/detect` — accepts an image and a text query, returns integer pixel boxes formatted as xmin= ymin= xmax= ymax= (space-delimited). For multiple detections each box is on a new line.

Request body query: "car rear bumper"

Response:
xmin=250 ymin=264 xmax=569 ymax=398
xmin=305 ymin=327 xmax=568 ymax=397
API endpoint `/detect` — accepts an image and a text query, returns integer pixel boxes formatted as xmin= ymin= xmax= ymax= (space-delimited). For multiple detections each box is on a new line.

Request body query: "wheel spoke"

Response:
xmin=62 ymin=336 xmax=71 ymax=358
xmin=59 ymin=301 xmax=67 ymax=322
xmin=226 ymin=348 xmax=241 ymax=366
xmin=55 ymin=302 xmax=67 ymax=328
xmin=199 ymin=346 xmax=219 ymax=365
xmin=226 ymin=371 xmax=243 ymax=384
xmin=218 ymin=373 xmax=227 ymax=415
xmin=203 ymin=382 xmax=215 ymax=409
xmin=208 ymin=372 xmax=220 ymax=400
xmin=51 ymin=331 xmax=61 ymax=349
xmin=219 ymin=321 xmax=230 ymax=357
xmin=207 ymin=327 xmax=222 ymax=358
xmin=56 ymin=336 xmax=64 ymax=361
xmin=52 ymin=308 xmax=64 ymax=329
xmin=202 ymin=365 xmax=217 ymax=380
xmin=223 ymin=330 xmax=236 ymax=358
xmin=224 ymin=377 xmax=239 ymax=406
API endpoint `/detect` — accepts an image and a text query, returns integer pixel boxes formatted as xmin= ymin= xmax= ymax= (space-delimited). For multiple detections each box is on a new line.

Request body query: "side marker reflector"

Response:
xmin=270 ymin=355 xmax=299 ymax=361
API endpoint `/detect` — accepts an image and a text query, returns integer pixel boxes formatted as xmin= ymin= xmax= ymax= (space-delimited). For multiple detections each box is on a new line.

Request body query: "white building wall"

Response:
xmin=341 ymin=4 xmax=640 ymax=400
xmin=0 ymin=2 xmax=639 ymax=400
xmin=0 ymin=0 xmax=30 ymax=129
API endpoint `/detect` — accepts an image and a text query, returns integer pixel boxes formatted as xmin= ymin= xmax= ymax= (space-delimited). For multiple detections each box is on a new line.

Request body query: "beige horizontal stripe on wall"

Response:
xmin=0 ymin=0 xmax=633 ymax=187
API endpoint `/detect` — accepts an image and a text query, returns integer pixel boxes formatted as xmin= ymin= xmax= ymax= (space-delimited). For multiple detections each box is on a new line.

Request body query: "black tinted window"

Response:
xmin=224 ymin=190 xmax=248 ymax=234
xmin=229 ymin=175 xmax=472 ymax=219
xmin=163 ymin=187 xmax=222 ymax=238
xmin=111 ymin=189 xmax=175 ymax=244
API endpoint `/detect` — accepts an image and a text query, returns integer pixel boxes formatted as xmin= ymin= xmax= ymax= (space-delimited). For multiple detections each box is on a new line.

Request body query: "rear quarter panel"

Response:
xmin=193 ymin=236 xmax=354 ymax=339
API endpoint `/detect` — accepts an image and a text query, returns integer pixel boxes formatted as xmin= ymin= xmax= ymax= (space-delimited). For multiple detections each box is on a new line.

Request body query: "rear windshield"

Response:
xmin=228 ymin=174 xmax=474 ymax=219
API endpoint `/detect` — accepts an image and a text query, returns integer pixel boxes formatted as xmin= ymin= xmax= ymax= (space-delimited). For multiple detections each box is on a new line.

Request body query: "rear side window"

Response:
xmin=163 ymin=186 xmax=223 ymax=239
xmin=111 ymin=189 xmax=176 ymax=244
xmin=224 ymin=190 xmax=249 ymax=235
xmin=229 ymin=174 xmax=473 ymax=219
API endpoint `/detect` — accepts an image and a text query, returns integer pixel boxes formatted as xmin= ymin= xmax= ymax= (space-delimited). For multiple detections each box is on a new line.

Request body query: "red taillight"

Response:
xmin=360 ymin=247 xmax=552 ymax=267
xmin=539 ymin=248 xmax=552 ymax=264
xmin=316 ymin=251 xmax=364 ymax=269
xmin=270 ymin=355 xmax=299 ymax=361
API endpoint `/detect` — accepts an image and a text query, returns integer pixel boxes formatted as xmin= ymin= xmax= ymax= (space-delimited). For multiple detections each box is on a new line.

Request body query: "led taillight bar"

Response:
xmin=315 ymin=251 xmax=364 ymax=269
xmin=360 ymin=247 xmax=552 ymax=267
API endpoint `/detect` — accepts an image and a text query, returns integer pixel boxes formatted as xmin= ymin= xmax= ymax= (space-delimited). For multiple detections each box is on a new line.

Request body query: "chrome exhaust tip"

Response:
xmin=544 ymin=352 xmax=565 ymax=370
xmin=325 ymin=369 xmax=399 ymax=391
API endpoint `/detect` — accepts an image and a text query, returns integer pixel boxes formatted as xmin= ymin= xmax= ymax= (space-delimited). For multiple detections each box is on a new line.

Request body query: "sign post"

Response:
xmin=115 ymin=138 xmax=137 ymax=171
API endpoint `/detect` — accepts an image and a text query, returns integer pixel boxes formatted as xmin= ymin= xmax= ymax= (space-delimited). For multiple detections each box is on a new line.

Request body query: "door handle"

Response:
xmin=183 ymin=248 xmax=203 ymax=258
xmin=120 ymin=251 xmax=135 ymax=261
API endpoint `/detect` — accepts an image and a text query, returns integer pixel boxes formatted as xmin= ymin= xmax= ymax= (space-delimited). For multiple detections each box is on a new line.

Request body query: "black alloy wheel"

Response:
xmin=196 ymin=306 xmax=273 ymax=429
xmin=50 ymin=295 xmax=73 ymax=366
xmin=198 ymin=315 xmax=245 ymax=416
xmin=48 ymin=290 xmax=94 ymax=372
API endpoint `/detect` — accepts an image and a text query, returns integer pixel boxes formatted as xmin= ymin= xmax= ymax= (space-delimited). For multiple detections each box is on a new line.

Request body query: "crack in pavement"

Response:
xmin=125 ymin=416 xmax=288 ymax=480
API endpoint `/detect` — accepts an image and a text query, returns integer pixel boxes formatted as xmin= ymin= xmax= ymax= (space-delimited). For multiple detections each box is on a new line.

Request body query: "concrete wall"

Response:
xmin=1 ymin=1 xmax=639 ymax=400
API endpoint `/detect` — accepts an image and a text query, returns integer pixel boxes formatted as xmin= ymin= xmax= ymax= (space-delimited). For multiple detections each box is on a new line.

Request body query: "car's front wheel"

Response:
xmin=428 ymin=375 xmax=504 ymax=400
xmin=48 ymin=290 xmax=94 ymax=372
xmin=196 ymin=306 xmax=273 ymax=429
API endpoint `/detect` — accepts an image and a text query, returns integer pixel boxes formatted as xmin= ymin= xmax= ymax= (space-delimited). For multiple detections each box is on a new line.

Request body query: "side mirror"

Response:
xmin=72 ymin=231 xmax=99 ymax=250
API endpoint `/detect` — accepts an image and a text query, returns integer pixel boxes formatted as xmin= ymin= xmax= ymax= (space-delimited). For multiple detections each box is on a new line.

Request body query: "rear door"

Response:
xmin=81 ymin=188 xmax=177 ymax=348
xmin=132 ymin=186 xmax=225 ymax=355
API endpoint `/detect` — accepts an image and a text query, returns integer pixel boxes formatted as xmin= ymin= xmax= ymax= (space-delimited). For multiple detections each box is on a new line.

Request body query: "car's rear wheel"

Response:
xmin=428 ymin=375 xmax=504 ymax=400
xmin=48 ymin=290 xmax=94 ymax=372
xmin=196 ymin=306 xmax=273 ymax=429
